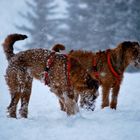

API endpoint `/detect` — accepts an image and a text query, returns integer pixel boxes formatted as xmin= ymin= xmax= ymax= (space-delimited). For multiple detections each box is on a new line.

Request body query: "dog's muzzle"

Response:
xmin=133 ymin=44 xmax=140 ymax=68
xmin=133 ymin=52 xmax=140 ymax=68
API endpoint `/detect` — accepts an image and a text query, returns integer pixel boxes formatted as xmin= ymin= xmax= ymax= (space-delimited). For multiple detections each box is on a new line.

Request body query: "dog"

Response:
xmin=69 ymin=41 xmax=140 ymax=109
xmin=2 ymin=33 xmax=99 ymax=118
xmin=51 ymin=44 xmax=99 ymax=111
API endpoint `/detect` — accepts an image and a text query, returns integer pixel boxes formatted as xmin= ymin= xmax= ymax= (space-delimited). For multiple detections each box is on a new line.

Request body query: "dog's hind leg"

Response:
xmin=19 ymin=76 xmax=33 ymax=118
xmin=6 ymin=67 xmax=21 ymax=118
xmin=110 ymin=84 xmax=120 ymax=109
xmin=7 ymin=91 xmax=20 ymax=118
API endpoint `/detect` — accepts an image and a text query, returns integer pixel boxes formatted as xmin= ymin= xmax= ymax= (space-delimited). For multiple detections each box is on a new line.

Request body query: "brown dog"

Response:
xmin=69 ymin=41 xmax=140 ymax=109
xmin=53 ymin=46 xmax=99 ymax=111
xmin=3 ymin=34 xmax=99 ymax=118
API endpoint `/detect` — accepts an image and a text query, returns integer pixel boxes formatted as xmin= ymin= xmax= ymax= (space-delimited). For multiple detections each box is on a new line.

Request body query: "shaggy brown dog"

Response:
xmin=3 ymin=34 xmax=99 ymax=118
xmin=69 ymin=41 xmax=140 ymax=109
xmin=53 ymin=46 xmax=99 ymax=111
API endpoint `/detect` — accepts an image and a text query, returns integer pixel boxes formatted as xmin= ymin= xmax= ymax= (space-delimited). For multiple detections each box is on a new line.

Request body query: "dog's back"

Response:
xmin=2 ymin=33 xmax=65 ymax=62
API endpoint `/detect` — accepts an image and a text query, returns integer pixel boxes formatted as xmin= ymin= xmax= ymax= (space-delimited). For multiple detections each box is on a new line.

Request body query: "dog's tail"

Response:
xmin=52 ymin=44 xmax=65 ymax=52
xmin=2 ymin=33 xmax=28 ymax=61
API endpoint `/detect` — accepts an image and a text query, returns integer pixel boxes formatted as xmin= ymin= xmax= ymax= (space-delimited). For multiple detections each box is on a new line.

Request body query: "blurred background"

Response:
xmin=0 ymin=0 xmax=140 ymax=72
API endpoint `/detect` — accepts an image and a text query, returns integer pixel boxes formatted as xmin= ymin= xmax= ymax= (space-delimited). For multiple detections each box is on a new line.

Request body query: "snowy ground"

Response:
xmin=1 ymin=52 xmax=140 ymax=140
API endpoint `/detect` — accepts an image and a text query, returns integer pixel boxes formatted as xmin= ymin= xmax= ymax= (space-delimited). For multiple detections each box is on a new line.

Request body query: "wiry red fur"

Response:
xmin=69 ymin=41 xmax=140 ymax=109
xmin=3 ymin=34 xmax=98 ymax=118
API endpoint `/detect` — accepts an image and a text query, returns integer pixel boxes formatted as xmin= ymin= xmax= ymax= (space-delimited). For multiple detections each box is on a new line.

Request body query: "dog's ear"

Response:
xmin=52 ymin=44 xmax=65 ymax=52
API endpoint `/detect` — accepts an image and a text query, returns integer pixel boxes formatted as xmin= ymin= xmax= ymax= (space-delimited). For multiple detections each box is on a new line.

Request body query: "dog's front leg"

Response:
xmin=110 ymin=84 xmax=120 ymax=109
xmin=101 ymin=86 xmax=111 ymax=109
xmin=65 ymin=99 xmax=79 ymax=116
xmin=59 ymin=99 xmax=66 ymax=112
xmin=63 ymin=92 xmax=79 ymax=116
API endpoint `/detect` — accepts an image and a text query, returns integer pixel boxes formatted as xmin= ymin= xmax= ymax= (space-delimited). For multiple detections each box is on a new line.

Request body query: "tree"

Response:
xmin=128 ymin=0 xmax=140 ymax=41
xmin=66 ymin=0 xmax=140 ymax=51
xmin=16 ymin=0 xmax=60 ymax=49
xmin=65 ymin=0 xmax=92 ymax=50
xmin=65 ymin=0 xmax=117 ymax=50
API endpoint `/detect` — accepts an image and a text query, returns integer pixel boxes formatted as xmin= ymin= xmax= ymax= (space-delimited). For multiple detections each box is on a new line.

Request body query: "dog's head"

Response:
xmin=79 ymin=76 xmax=99 ymax=111
xmin=120 ymin=41 xmax=140 ymax=68
xmin=80 ymin=90 xmax=99 ymax=111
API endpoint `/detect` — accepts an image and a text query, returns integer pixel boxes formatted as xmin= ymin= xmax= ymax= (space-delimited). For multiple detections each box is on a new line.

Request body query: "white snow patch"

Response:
xmin=1 ymin=51 xmax=140 ymax=140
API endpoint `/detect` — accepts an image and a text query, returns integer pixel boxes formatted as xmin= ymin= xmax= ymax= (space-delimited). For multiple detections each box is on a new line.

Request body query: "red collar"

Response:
xmin=92 ymin=50 xmax=123 ymax=85
xmin=44 ymin=53 xmax=71 ymax=86
xmin=44 ymin=52 xmax=55 ymax=85
xmin=107 ymin=50 xmax=122 ymax=82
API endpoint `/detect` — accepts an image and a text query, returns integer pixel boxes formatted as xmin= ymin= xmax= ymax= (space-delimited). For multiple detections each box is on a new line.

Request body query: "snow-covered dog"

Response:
xmin=69 ymin=41 xmax=140 ymax=110
xmin=3 ymin=34 xmax=99 ymax=118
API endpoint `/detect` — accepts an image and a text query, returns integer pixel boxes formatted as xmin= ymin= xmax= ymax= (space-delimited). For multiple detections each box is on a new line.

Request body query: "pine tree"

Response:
xmin=66 ymin=0 xmax=117 ymax=50
xmin=129 ymin=0 xmax=140 ymax=41
xmin=65 ymin=0 xmax=92 ymax=50
xmin=66 ymin=0 xmax=139 ymax=50
xmin=16 ymin=0 xmax=59 ymax=49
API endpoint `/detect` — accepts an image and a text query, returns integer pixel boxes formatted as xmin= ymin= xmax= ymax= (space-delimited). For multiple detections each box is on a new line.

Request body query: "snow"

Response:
xmin=1 ymin=61 xmax=140 ymax=140
xmin=1 ymin=0 xmax=140 ymax=140
xmin=1 ymin=44 xmax=140 ymax=140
